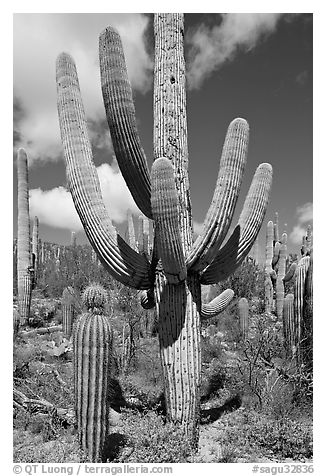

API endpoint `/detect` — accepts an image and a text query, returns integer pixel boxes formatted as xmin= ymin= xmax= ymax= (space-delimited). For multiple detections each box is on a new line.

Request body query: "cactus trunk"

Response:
xmin=17 ymin=149 xmax=32 ymax=324
xmin=153 ymin=14 xmax=201 ymax=443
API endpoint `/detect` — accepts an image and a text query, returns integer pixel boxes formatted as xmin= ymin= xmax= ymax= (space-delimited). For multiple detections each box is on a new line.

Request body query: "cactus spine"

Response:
xmin=17 ymin=148 xmax=32 ymax=324
xmin=73 ymin=284 xmax=112 ymax=462
xmin=56 ymin=14 xmax=272 ymax=443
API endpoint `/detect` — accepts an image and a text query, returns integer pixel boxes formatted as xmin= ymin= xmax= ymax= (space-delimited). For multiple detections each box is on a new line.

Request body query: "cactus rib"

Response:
xmin=187 ymin=118 xmax=248 ymax=271
xmin=200 ymin=163 xmax=273 ymax=284
xmin=99 ymin=27 xmax=152 ymax=219
xmin=56 ymin=52 xmax=151 ymax=290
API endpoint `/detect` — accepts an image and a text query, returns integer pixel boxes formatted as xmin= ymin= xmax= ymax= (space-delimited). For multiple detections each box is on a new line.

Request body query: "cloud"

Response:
xmin=186 ymin=13 xmax=285 ymax=89
xmin=13 ymin=13 xmax=152 ymax=164
xmin=289 ymin=202 xmax=313 ymax=245
xmin=29 ymin=160 xmax=141 ymax=231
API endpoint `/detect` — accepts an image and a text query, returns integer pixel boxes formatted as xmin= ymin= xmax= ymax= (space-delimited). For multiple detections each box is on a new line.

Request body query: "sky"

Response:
xmin=12 ymin=12 xmax=313 ymax=261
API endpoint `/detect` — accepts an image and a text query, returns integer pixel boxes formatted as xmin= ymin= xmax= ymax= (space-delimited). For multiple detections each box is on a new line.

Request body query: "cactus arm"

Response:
xmin=186 ymin=118 xmax=249 ymax=271
xmin=140 ymin=288 xmax=156 ymax=310
xmin=272 ymin=241 xmax=281 ymax=266
xmin=274 ymin=211 xmax=279 ymax=242
xmin=283 ymin=262 xmax=297 ymax=282
xmin=99 ymin=27 xmax=152 ymax=219
xmin=56 ymin=52 xmax=152 ymax=290
xmin=200 ymin=163 xmax=273 ymax=285
xmin=265 ymin=220 xmax=274 ymax=273
xmin=151 ymin=157 xmax=187 ymax=284
xmin=31 ymin=216 xmax=39 ymax=286
xmin=200 ymin=289 xmax=234 ymax=320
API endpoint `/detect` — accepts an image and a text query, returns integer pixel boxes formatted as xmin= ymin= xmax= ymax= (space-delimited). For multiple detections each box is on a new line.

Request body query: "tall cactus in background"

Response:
xmin=32 ymin=216 xmax=39 ymax=287
xmin=62 ymin=286 xmax=78 ymax=339
xmin=71 ymin=231 xmax=76 ymax=247
xmin=265 ymin=220 xmax=274 ymax=313
xmin=56 ymin=13 xmax=272 ymax=443
xmin=73 ymin=284 xmax=112 ymax=462
xmin=17 ymin=148 xmax=33 ymax=324
xmin=265 ymin=215 xmax=297 ymax=316
xmin=283 ymin=293 xmax=295 ymax=357
xmin=282 ymin=246 xmax=313 ymax=365
xmin=238 ymin=297 xmax=249 ymax=339
xmin=126 ymin=210 xmax=136 ymax=250
xmin=138 ymin=214 xmax=151 ymax=257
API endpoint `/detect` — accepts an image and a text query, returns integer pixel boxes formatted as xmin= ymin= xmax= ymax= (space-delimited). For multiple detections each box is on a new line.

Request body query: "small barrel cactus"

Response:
xmin=82 ymin=284 xmax=109 ymax=312
xmin=73 ymin=284 xmax=112 ymax=462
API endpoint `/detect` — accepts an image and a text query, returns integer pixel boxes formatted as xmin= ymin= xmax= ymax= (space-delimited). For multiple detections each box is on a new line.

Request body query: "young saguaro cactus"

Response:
xmin=56 ymin=14 xmax=272 ymax=443
xmin=32 ymin=216 xmax=39 ymax=287
xmin=238 ymin=297 xmax=249 ymax=340
xmin=17 ymin=148 xmax=33 ymax=324
xmin=73 ymin=284 xmax=112 ymax=462
xmin=62 ymin=286 xmax=78 ymax=339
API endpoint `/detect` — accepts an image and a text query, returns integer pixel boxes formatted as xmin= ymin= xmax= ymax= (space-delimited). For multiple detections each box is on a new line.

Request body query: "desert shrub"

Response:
xmin=13 ymin=428 xmax=86 ymax=463
xmin=218 ymin=409 xmax=312 ymax=462
xmin=109 ymin=409 xmax=193 ymax=463
xmin=29 ymin=299 xmax=59 ymax=327
xmin=247 ymin=415 xmax=313 ymax=460
xmin=120 ymin=338 xmax=164 ymax=410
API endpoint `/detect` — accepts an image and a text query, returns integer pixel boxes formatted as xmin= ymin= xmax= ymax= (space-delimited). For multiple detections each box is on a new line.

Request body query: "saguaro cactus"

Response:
xmin=265 ymin=217 xmax=296 ymax=316
xmin=238 ymin=297 xmax=249 ymax=340
xmin=73 ymin=284 xmax=112 ymax=462
xmin=62 ymin=286 xmax=78 ymax=339
xmin=56 ymin=14 xmax=272 ymax=443
xmin=283 ymin=293 xmax=295 ymax=357
xmin=17 ymin=148 xmax=33 ymax=324
xmin=32 ymin=216 xmax=39 ymax=286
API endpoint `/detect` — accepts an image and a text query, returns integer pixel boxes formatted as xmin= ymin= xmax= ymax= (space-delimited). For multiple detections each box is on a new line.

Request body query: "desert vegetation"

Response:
xmin=13 ymin=13 xmax=312 ymax=464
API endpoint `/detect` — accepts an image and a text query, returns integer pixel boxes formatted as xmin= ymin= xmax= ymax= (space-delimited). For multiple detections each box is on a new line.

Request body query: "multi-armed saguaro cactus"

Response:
xmin=264 ymin=214 xmax=297 ymax=315
xmin=282 ymin=225 xmax=313 ymax=365
xmin=56 ymin=14 xmax=272 ymax=443
xmin=17 ymin=148 xmax=34 ymax=324
xmin=62 ymin=286 xmax=78 ymax=339
xmin=73 ymin=284 xmax=112 ymax=462
xmin=238 ymin=297 xmax=249 ymax=340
